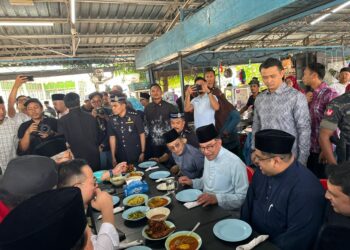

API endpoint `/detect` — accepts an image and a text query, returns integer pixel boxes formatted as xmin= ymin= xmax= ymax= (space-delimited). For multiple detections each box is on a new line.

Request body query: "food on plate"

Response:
xmin=169 ymin=235 xmax=199 ymax=250
xmin=127 ymin=210 xmax=145 ymax=220
xmin=127 ymin=195 xmax=145 ymax=206
xmin=126 ymin=164 xmax=135 ymax=173
xmin=128 ymin=171 xmax=143 ymax=177
xmin=148 ymin=197 xmax=169 ymax=208
xmin=145 ymin=220 xmax=175 ymax=239
xmin=110 ymin=175 xmax=125 ymax=186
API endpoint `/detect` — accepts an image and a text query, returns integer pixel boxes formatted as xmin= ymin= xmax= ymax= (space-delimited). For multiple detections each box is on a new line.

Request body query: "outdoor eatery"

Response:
xmin=1 ymin=0 xmax=350 ymax=250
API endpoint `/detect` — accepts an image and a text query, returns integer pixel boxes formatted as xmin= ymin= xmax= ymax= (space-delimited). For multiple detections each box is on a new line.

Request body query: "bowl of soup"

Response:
xmin=146 ymin=207 xmax=170 ymax=221
xmin=165 ymin=231 xmax=202 ymax=250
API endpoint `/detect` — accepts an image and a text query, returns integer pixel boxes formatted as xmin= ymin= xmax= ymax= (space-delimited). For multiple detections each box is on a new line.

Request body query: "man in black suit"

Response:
xmin=58 ymin=93 xmax=102 ymax=171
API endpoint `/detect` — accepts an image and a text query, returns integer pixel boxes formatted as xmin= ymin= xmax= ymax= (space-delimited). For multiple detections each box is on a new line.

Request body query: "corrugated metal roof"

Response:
xmin=0 ymin=0 xmax=213 ymax=66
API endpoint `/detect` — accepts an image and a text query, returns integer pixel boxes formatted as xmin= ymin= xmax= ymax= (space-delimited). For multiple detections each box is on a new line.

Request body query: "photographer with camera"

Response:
xmin=184 ymin=76 xmax=219 ymax=129
xmin=17 ymin=98 xmax=58 ymax=155
xmin=89 ymin=92 xmax=113 ymax=169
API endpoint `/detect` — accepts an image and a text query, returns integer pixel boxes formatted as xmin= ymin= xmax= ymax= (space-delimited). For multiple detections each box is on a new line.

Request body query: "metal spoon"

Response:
xmin=176 ymin=222 xmax=201 ymax=247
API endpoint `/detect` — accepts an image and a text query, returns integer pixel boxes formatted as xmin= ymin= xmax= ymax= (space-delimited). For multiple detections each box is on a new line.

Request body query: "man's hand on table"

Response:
xmin=101 ymin=161 xmax=128 ymax=181
xmin=179 ymin=176 xmax=193 ymax=186
xmin=197 ymin=193 xmax=218 ymax=207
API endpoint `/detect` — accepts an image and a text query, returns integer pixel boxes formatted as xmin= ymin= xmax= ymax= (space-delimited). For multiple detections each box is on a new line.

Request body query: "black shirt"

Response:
xmin=144 ymin=100 xmax=178 ymax=157
xmin=17 ymin=117 xmax=58 ymax=155
xmin=246 ymin=95 xmax=256 ymax=109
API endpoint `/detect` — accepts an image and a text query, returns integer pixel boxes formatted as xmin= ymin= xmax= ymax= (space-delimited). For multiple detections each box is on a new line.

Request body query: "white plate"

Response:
xmin=147 ymin=196 xmax=171 ymax=208
xmin=156 ymin=182 xmax=170 ymax=191
xmin=123 ymin=194 xmax=149 ymax=207
xmin=141 ymin=221 xmax=175 ymax=241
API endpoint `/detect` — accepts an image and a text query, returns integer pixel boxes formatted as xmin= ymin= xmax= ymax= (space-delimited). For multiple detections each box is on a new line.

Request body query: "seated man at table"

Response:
xmin=179 ymin=124 xmax=248 ymax=210
xmin=170 ymin=112 xmax=199 ymax=148
xmin=314 ymin=163 xmax=350 ymax=249
xmin=241 ymin=129 xmax=325 ymax=250
xmin=163 ymin=129 xmax=204 ymax=178
xmin=57 ymin=159 xmax=120 ymax=250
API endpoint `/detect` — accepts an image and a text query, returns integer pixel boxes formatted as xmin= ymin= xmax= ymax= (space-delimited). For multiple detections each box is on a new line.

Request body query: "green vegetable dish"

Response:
xmin=128 ymin=211 xmax=145 ymax=220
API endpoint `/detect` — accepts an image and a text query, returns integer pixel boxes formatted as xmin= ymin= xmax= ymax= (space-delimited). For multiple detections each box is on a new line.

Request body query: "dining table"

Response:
xmin=91 ymin=163 xmax=278 ymax=250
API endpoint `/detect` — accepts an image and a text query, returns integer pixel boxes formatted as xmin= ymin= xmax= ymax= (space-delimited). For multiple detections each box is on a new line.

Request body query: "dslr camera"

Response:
xmin=96 ymin=107 xmax=105 ymax=116
xmin=32 ymin=123 xmax=51 ymax=136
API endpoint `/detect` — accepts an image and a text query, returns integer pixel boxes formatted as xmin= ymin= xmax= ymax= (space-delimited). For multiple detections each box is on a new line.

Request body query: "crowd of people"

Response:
xmin=0 ymin=59 xmax=350 ymax=249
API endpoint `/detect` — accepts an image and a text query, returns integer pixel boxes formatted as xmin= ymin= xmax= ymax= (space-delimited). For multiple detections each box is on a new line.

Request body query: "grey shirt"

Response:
xmin=252 ymin=83 xmax=311 ymax=165
xmin=172 ymin=144 xmax=204 ymax=179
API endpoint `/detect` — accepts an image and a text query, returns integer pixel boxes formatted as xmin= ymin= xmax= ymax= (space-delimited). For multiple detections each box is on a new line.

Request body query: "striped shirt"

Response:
xmin=0 ymin=117 xmax=22 ymax=174
xmin=252 ymin=83 xmax=311 ymax=166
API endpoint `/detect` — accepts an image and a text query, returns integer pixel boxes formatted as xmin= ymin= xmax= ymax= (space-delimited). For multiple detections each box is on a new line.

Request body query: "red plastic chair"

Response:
xmin=246 ymin=166 xmax=255 ymax=184
xmin=320 ymin=179 xmax=328 ymax=190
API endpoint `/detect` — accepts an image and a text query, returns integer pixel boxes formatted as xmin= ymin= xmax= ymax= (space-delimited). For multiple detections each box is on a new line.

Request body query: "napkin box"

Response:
xmin=123 ymin=180 xmax=149 ymax=196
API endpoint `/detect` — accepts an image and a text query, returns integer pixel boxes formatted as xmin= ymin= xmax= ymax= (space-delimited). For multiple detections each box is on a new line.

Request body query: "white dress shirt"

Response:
xmin=192 ymin=147 xmax=249 ymax=210
xmin=90 ymin=222 xmax=119 ymax=250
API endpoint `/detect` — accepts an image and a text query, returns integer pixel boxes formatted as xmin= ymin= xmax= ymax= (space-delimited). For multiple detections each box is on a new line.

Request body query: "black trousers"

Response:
xmin=307 ymin=152 xmax=326 ymax=178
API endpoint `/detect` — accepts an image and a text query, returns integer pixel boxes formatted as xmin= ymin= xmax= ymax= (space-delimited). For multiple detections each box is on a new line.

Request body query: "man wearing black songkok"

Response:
xmin=52 ymin=93 xmax=68 ymax=118
xmin=0 ymin=187 xmax=86 ymax=250
xmin=241 ymin=129 xmax=326 ymax=250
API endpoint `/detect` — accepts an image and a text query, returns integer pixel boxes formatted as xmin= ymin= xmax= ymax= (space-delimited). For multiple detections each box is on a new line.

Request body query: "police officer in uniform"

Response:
xmin=107 ymin=93 xmax=146 ymax=165
xmin=170 ymin=112 xmax=199 ymax=148
xmin=319 ymin=92 xmax=350 ymax=165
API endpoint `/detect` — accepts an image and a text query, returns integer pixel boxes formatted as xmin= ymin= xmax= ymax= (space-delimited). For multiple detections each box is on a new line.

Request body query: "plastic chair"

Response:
xmin=320 ymin=179 xmax=328 ymax=190
xmin=246 ymin=166 xmax=255 ymax=184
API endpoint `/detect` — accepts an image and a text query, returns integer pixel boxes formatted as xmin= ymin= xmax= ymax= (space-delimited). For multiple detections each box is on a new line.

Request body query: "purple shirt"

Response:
xmin=309 ymin=82 xmax=338 ymax=153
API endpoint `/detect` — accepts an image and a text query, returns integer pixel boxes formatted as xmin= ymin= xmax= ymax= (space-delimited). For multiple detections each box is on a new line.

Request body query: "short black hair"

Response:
xmin=24 ymin=98 xmax=43 ymax=108
xmin=249 ymin=78 xmax=260 ymax=87
xmin=204 ymin=68 xmax=216 ymax=76
xmin=57 ymin=159 xmax=88 ymax=188
xmin=150 ymin=83 xmax=162 ymax=91
xmin=194 ymin=76 xmax=206 ymax=83
xmin=16 ymin=95 xmax=27 ymax=103
xmin=44 ymin=101 xmax=49 ymax=105
xmin=340 ymin=67 xmax=350 ymax=74
xmin=326 ymin=162 xmax=350 ymax=196
xmin=0 ymin=96 xmax=4 ymax=104
xmin=259 ymin=58 xmax=283 ymax=72
xmin=307 ymin=62 xmax=326 ymax=80
xmin=88 ymin=91 xmax=103 ymax=100
xmin=64 ymin=92 xmax=80 ymax=108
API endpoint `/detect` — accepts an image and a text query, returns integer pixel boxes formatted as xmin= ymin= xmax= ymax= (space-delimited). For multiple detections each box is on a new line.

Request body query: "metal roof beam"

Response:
xmin=0 ymin=43 xmax=145 ymax=49
xmin=0 ymin=34 xmax=154 ymax=39
xmin=0 ymin=17 xmax=172 ymax=24
xmin=0 ymin=54 xmax=135 ymax=61
xmin=0 ymin=48 xmax=140 ymax=55
xmin=33 ymin=0 xmax=202 ymax=6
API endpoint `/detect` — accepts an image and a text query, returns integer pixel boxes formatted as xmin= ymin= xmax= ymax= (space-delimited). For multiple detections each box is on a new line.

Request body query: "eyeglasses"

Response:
xmin=254 ymin=155 xmax=274 ymax=163
xmin=199 ymin=141 xmax=217 ymax=152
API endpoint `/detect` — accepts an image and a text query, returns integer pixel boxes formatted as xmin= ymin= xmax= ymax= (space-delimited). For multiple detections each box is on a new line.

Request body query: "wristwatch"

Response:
xmin=109 ymin=169 xmax=114 ymax=178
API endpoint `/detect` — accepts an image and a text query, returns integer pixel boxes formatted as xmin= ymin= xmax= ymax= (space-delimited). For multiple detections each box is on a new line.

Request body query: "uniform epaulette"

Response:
xmin=128 ymin=110 xmax=138 ymax=115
